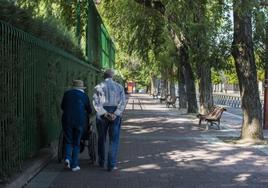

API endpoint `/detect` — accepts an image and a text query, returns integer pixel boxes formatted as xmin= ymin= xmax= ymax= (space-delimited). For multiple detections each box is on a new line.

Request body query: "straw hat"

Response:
xmin=72 ymin=80 xmax=86 ymax=89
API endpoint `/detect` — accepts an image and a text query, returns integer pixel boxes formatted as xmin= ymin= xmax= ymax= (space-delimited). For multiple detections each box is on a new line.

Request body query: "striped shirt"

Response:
xmin=93 ymin=78 xmax=126 ymax=116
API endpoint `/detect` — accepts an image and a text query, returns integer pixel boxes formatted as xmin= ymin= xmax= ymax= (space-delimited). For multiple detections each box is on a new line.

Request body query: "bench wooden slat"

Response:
xmin=205 ymin=108 xmax=225 ymax=120
xmin=166 ymin=96 xmax=177 ymax=108
xmin=197 ymin=106 xmax=226 ymax=130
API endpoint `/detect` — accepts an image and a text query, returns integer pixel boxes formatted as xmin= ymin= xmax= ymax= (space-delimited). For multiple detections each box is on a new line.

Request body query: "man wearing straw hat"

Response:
xmin=61 ymin=80 xmax=92 ymax=172
xmin=93 ymin=69 xmax=126 ymax=172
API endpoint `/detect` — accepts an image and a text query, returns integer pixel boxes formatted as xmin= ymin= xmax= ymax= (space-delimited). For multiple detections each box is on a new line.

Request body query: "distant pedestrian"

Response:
xmin=93 ymin=69 xmax=126 ymax=172
xmin=61 ymin=80 xmax=92 ymax=172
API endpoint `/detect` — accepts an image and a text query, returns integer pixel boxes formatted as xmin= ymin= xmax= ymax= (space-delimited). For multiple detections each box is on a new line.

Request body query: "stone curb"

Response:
xmin=4 ymin=146 xmax=56 ymax=188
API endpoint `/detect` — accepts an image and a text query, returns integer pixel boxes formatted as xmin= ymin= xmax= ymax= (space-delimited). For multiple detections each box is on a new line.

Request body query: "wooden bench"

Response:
xmin=152 ymin=91 xmax=159 ymax=99
xmin=197 ymin=106 xmax=226 ymax=130
xmin=159 ymin=94 xmax=168 ymax=104
xmin=166 ymin=96 xmax=177 ymax=108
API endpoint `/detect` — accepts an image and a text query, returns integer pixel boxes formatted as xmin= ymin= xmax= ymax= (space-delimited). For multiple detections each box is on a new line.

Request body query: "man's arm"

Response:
xmin=92 ymin=86 xmax=107 ymax=116
xmin=85 ymin=95 xmax=92 ymax=114
xmin=114 ymin=86 xmax=126 ymax=116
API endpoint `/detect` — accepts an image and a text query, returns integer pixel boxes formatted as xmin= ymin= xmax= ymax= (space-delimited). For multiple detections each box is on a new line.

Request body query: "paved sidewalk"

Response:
xmin=25 ymin=94 xmax=268 ymax=188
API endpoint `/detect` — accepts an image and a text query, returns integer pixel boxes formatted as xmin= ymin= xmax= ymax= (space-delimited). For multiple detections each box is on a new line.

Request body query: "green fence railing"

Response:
xmin=87 ymin=0 xmax=115 ymax=69
xmin=0 ymin=20 xmax=102 ymax=180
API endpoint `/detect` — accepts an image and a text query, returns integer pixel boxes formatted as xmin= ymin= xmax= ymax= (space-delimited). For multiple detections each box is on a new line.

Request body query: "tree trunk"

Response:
xmin=263 ymin=22 xmax=268 ymax=129
xmin=199 ymin=64 xmax=214 ymax=114
xmin=194 ymin=0 xmax=213 ymax=114
xmin=150 ymin=75 xmax=157 ymax=95
xmin=169 ymin=29 xmax=198 ymax=113
xmin=183 ymin=64 xmax=198 ymax=113
xmin=160 ymin=77 xmax=168 ymax=97
xmin=231 ymin=0 xmax=263 ymax=140
xmin=170 ymin=79 xmax=176 ymax=97
xmin=180 ymin=45 xmax=198 ymax=113
xmin=178 ymin=66 xmax=187 ymax=108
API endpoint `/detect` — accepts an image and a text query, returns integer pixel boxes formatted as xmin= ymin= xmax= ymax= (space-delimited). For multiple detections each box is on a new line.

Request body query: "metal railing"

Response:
xmin=213 ymin=93 xmax=264 ymax=108
xmin=0 ymin=21 xmax=101 ymax=180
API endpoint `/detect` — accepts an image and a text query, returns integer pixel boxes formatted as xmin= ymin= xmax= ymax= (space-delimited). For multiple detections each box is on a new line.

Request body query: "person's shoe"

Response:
xmin=107 ymin=166 xmax=117 ymax=172
xmin=64 ymin=159 xmax=70 ymax=169
xmin=99 ymin=162 xmax=104 ymax=168
xmin=72 ymin=166 xmax=81 ymax=172
xmin=80 ymin=140 xmax=85 ymax=153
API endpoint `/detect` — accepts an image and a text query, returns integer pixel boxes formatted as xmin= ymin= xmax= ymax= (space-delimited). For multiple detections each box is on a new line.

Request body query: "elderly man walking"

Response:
xmin=93 ymin=69 xmax=126 ymax=172
xmin=61 ymin=80 xmax=92 ymax=172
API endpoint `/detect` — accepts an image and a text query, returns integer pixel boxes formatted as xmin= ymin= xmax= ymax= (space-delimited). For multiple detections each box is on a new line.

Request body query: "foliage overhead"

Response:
xmin=98 ymin=0 xmax=178 ymax=86
xmin=1 ymin=0 xmax=84 ymax=58
xmin=4 ymin=0 xmax=267 ymax=86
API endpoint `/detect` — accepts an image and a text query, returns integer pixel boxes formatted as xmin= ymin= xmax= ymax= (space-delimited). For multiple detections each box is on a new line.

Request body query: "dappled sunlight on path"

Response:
xmin=26 ymin=93 xmax=268 ymax=188
xmin=117 ymin=93 xmax=268 ymax=187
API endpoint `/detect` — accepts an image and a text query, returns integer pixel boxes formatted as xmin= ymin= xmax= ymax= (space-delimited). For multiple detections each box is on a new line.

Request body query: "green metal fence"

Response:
xmin=87 ymin=0 xmax=115 ymax=69
xmin=101 ymin=24 xmax=115 ymax=69
xmin=0 ymin=21 xmax=102 ymax=180
xmin=87 ymin=0 xmax=101 ymax=66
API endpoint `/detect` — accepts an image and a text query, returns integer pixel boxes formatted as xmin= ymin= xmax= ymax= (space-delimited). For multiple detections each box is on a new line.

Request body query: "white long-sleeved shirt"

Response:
xmin=93 ymin=78 xmax=126 ymax=116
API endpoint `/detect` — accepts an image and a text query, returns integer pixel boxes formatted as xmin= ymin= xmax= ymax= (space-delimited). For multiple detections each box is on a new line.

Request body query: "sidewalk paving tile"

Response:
xmin=24 ymin=94 xmax=268 ymax=188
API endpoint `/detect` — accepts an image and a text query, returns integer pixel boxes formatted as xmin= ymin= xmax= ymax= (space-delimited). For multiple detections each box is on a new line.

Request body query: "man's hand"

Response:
xmin=104 ymin=113 xmax=116 ymax=121
xmin=110 ymin=113 xmax=116 ymax=121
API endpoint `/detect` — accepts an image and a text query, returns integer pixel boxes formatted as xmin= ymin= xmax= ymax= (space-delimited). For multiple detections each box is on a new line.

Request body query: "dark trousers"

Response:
xmin=96 ymin=106 xmax=121 ymax=168
xmin=63 ymin=124 xmax=84 ymax=168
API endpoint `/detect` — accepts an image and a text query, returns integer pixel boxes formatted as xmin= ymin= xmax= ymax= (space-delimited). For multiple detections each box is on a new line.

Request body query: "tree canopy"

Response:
xmin=5 ymin=0 xmax=268 ymax=140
